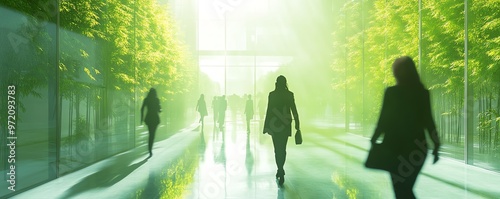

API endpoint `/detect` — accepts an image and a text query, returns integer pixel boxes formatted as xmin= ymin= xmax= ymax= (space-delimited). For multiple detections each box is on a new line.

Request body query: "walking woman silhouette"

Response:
xmin=370 ymin=56 xmax=440 ymax=198
xmin=141 ymin=88 xmax=161 ymax=158
xmin=263 ymin=75 xmax=300 ymax=186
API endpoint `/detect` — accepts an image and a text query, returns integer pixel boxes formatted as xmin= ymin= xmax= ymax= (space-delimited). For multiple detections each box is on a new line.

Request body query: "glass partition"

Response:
xmin=0 ymin=3 xmax=57 ymax=197
xmin=330 ymin=0 xmax=499 ymax=171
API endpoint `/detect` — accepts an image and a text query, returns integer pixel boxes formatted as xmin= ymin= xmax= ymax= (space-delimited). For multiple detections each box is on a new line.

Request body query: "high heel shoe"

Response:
xmin=276 ymin=174 xmax=284 ymax=186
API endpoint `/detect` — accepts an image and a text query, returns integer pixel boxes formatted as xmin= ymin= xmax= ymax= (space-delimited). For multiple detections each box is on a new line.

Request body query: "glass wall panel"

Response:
xmin=421 ymin=0 xmax=466 ymax=161
xmin=469 ymin=0 xmax=500 ymax=171
xmin=330 ymin=0 xmax=500 ymax=172
xmin=58 ymin=0 xmax=137 ymax=175
xmin=111 ymin=90 xmax=136 ymax=153
xmin=59 ymin=27 xmax=106 ymax=174
xmin=1 ymin=0 xmax=196 ymax=197
xmin=0 ymin=2 xmax=57 ymax=197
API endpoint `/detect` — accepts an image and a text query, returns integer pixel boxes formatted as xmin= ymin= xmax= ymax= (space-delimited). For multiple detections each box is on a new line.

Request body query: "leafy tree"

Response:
xmin=331 ymin=0 xmax=500 ymax=167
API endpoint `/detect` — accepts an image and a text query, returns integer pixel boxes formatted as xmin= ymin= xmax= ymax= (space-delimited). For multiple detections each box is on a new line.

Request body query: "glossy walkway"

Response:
xmin=12 ymin=116 xmax=500 ymax=199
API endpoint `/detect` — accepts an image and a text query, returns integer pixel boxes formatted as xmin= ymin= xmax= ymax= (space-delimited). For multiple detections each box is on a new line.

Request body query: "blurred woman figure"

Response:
xmin=141 ymin=88 xmax=161 ymax=158
xmin=244 ymin=94 xmax=254 ymax=132
xmin=370 ymin=56 xmax=440 ymax=198
xmin=196 ymin=94 xmax=208 ymax=128
xmin=263 ymin=75 xmax=300 ymax=186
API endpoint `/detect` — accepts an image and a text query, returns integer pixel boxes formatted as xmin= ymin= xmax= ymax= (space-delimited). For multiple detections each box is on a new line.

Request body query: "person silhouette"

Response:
xmin=141 ymin=88 xmax=161 ymax=158
xmin=212 ymin=96 xmax=219 ymax=124
xmin=196 ymin=94 xmax=208 ymax=128
xmin=218 ymin=95 xmax=227 ymax=130
xmin=244 ymin=94 xmax=254 ymax=132
xmin=263 ymin=75 xmax=300 ymax=186
xmin=370 ymin=56 xmax=441 ymax=199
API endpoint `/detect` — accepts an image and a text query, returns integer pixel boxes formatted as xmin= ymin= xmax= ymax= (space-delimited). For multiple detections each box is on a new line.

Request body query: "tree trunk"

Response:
xmin=488 ymin=92 xmax=492 ymax=153
xmin=495 ymin=91 xmax=500 ymax=148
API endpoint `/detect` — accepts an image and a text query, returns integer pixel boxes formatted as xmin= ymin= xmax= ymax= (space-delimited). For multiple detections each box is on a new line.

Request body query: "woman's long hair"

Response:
xmin=147 ymin=88 xmax=158 ymax=99
xmin=392 ymin=56 xmax=424 ymax=89
xmin=275 ymin=75 xmax=288 ymax=91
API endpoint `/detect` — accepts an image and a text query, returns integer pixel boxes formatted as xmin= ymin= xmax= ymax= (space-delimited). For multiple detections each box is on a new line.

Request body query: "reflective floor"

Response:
xmin=12 ymin=116 xmax=500 ymax=199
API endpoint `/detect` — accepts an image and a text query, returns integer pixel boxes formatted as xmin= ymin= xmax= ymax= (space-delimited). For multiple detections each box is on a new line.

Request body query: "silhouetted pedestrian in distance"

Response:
xmin=212 ymin=96 xmax=219 ymax=124
xmin=370 ymin=56 xmax=441 ymax=199
xmin=263 ymin=75 xmax=300 ymax=186
xmin=244 ymin=94 xmax=254 ymax=132
xmin=218 ymin=95 xmax=227 ymax=130
xmin=196 ymin=94 xmax=208 ymax=127
xmin=141 ymin=88 xmax=162 ymax=158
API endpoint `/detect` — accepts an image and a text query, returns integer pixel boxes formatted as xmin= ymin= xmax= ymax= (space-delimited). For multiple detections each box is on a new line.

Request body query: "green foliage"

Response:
xmin=0 ymin=1 xmax=57 ymax=119
xmin=331 ymin=0 xmax=500 ymax=155
xmin=57 ymin=0 xmax=196 ymax=102
xmin=331 ymin=0 xmax=420 ymax=125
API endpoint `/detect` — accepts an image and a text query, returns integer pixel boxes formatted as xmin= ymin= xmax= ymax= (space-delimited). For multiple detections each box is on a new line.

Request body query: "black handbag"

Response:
xmin=295 ymin=130 xmax=302 ymax=145
xmin=365 ymin=143 xmax=397 ymax=172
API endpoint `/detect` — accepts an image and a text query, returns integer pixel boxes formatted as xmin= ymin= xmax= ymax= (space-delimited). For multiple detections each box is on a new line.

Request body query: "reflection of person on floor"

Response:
xmin=244 ymin=94 xmax=254 ymax=132
xmin=370 ymin=56 xmax=441 ymax=199
xmin=196 ymin=94 xmax=208 ymax=127
xmin=263 ymin=75 xmax=300 ymax=186
xmin=141 ymin=88 xmax=162 ymax=158
xmin=218 ymin=95 xmax=227 ymax=130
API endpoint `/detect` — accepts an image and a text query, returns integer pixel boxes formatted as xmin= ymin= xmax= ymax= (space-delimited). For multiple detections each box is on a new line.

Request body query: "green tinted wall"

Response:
xmin=0 ymin=0 xmax=195 ymax=197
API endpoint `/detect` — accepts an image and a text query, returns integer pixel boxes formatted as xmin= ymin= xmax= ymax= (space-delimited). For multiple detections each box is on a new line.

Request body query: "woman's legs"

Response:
xmin=390 ymin=159 xmax=425 ymax=199
xmin=272 ymin=133 xmax=288 ymax=184
xmin=147 ymin=124 xmax=158 ymax=157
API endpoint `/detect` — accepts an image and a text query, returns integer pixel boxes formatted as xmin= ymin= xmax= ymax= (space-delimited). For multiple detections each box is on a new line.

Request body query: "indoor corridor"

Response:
xmin=11 ymin=114 xmax=500 ymax=199
xmin=2 ymin=0 xmax=500 ymax=198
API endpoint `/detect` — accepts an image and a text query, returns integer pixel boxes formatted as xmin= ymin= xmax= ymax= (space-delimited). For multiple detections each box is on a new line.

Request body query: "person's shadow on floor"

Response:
xmin=60 ymin=150 xmax=148 ymax=198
